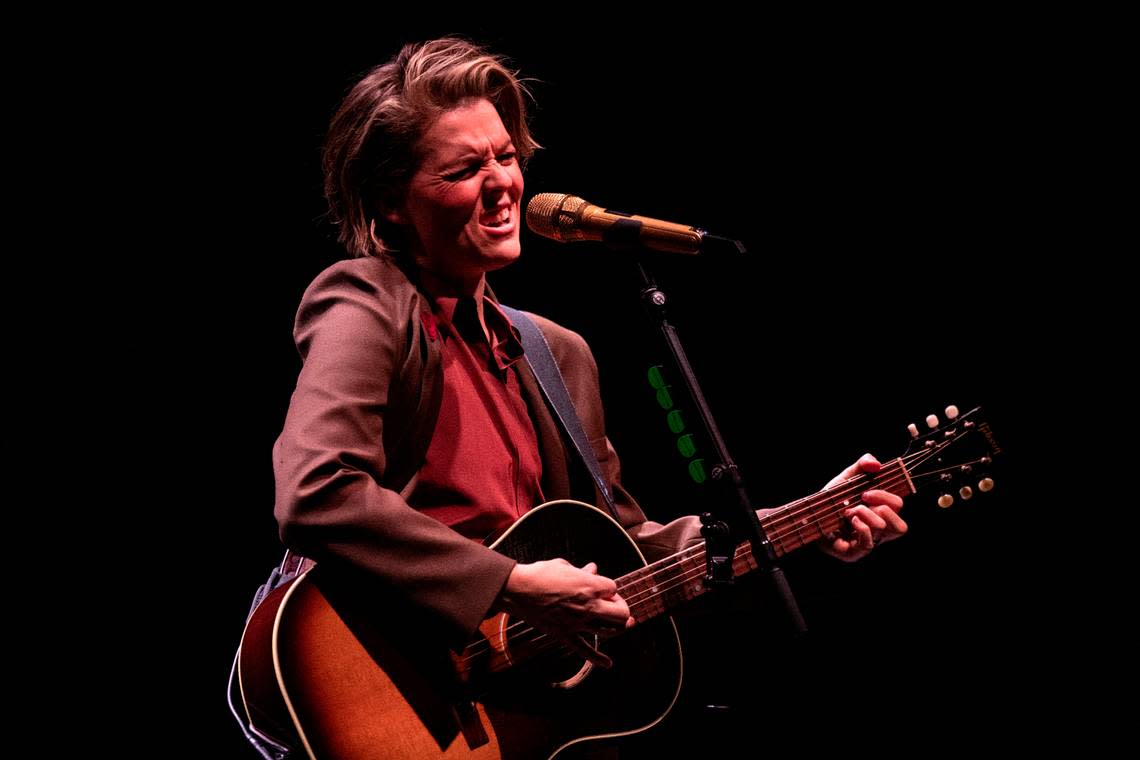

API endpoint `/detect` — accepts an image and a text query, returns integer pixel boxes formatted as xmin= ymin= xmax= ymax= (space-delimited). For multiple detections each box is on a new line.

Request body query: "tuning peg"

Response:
xmin=945 ymin=405 xmax=959 ymax=420
xmin=937 ymin=494 xmax=954 ymax=508
xmin=959 ymin=486 xmax=974 ymax=500
xmin=907 ymin=423 xmax=919 ymax=439
xmin=926 ymin=414 xmax=939 ymax=429
xmin=978 ymin=477 xmax=994 ymax=492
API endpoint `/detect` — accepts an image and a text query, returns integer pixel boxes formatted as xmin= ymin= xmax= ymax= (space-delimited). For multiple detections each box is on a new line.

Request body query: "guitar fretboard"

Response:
xmin=617 ymin=460 xmax=914 ymax=623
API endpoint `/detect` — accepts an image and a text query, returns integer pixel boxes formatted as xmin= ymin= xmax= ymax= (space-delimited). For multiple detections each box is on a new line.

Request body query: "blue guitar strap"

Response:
xmin=500 ymin=306 xmax=619 ymax=519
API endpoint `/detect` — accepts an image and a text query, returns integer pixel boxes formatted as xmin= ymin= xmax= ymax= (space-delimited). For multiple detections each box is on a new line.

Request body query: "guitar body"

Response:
xmin=239 ymin=500 xmax=683 ymax=759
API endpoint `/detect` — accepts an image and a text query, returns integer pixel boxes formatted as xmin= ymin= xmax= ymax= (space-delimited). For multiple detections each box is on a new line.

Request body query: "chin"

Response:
xmin=480 ymin=241 xmax=522 ymax=271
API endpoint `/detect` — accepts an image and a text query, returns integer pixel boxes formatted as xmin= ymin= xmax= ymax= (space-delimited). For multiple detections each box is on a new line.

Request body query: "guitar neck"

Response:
xmin=618 ymin=458 xmax=915 ymax=624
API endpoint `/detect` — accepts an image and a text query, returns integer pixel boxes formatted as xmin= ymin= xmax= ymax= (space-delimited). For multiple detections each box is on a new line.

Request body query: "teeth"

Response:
xmin=483 ymin=207 xmax=510 ymax=226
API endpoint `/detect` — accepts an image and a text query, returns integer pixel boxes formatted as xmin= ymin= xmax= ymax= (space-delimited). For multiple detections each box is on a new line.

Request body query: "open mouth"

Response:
xmin=479 ymin=205 xmax=513 ymax=231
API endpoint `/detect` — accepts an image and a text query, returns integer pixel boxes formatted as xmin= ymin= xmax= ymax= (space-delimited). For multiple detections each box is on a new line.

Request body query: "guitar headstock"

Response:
xmin=902 ymin=405 xmax=1002 ymax=508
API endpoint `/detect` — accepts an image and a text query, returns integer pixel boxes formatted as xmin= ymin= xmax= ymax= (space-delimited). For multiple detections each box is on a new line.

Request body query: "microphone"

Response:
xmin=526 ymin=193 xmax=745 ymax=255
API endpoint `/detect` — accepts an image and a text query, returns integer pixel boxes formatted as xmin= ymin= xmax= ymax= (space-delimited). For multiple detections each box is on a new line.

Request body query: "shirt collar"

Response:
xmin=431 ymin=293 xmax=525 ymax=371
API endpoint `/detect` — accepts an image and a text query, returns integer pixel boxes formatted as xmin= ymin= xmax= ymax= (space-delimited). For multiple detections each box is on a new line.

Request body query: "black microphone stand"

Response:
xmin=605 ymin=219 xmax=806 ymax=635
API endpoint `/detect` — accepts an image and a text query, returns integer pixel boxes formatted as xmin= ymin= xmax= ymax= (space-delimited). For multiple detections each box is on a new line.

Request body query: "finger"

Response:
xmin=862 ymin=489 xmax=904 ymax=511
xmin=873 ymin=508 xmax=908 ymax=542
xmin=588 ymin=616 xmax=634 ymax=635
xmin=581 ymin=561 xmax=598 ymax=574
xmin=588 ymin=573 xmax=619 ymax=598
xmin=850 ymin=515 xmax=875 ymax=551
xmin=827 ymin=453 xmax=882 ymax=488
xmin=567 ymin=633 xmax=612 ymax=669
xmin=846 ymin=505 xmax=888 ymax=533
xmin=592 ymin=597 xmax=632 ymax=627
xmin=819 ymin=536 xmax=860 ymax=562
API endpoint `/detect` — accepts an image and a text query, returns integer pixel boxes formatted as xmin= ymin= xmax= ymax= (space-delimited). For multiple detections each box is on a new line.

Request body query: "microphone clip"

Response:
xmin=700 ymin=512 xmax=736 ymax=588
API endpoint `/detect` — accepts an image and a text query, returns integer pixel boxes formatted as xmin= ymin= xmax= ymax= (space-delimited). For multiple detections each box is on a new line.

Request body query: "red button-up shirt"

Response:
xmin=409 ymin=295 xmax=545 ymax=542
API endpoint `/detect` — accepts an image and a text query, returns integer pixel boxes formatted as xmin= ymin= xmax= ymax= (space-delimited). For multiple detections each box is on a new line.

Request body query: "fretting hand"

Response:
xmin=818 ymin=453 xmax=907 ymax=562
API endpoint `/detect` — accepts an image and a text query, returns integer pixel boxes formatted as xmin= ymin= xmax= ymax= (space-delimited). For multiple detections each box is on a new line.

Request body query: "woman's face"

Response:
xmin=393 ymin=98 xmax=524 ymax=288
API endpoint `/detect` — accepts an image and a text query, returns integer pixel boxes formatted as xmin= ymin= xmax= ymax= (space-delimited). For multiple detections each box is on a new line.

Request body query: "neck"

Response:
xmin=616 ymin=458 xmax=915 ymax=625
xmin=418 ymin=268 xmax=486 ymax=300
xmin=419 ymin=270 xmax=491 ymax=342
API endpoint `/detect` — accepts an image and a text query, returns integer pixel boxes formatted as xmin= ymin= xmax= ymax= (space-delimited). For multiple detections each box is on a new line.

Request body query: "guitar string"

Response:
xmin=465 ymin=540 xmax=789 ymax=670
xmin=454 ymin=456 xmax=940 ymax=665
xmin=473 ymin=479 xmax=922 ymax=670
xmin=460 ymin=451 xmax=985 ymax=670
xmin=457 ymin=452 xmax=987 ymax=670
xmin=459 ymin=473 xmax=970 ymax=671
xmin=619 ymin=459 xmax=975 ymax=612
xmin=454 ymin=462 xmax=931 ymax=667
xmin=456 ymin=441 xmax=982 ymax=666
xmin=453 ymin=458 xmax=934 ymax=665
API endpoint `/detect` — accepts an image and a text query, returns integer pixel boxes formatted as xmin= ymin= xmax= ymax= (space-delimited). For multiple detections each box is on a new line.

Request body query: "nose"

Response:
xmin=482 ymin=159 xmax=514 ymax=197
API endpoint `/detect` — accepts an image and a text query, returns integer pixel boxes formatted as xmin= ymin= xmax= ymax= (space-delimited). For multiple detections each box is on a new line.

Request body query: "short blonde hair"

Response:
xmin=322 ymin=37 xmax=539 ymax=258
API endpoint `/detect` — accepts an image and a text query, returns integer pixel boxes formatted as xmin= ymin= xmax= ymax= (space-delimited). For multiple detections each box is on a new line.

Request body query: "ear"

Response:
xmin=378 ymin=202 xmax=407 ymax=226
xmin=377 ymin=192 xmax=408 ymax=226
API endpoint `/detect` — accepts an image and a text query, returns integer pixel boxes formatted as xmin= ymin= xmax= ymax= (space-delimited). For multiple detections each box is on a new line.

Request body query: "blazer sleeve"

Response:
xmin=273 ymin=264 xmax=515 ymax=642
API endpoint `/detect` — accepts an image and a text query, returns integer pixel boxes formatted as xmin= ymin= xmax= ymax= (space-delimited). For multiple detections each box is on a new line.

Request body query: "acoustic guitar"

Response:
xmin=238 ymin=406 xmax=1000 ymax=759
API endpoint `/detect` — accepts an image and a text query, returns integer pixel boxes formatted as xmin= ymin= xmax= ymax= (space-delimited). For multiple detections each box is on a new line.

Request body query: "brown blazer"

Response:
xmin=274 ymin=256 xmax=703 ymax=643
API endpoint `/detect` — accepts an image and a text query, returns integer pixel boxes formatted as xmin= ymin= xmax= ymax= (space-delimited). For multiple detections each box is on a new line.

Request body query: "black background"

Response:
xmin=179 ymin=20 xmax=1055 ymax=756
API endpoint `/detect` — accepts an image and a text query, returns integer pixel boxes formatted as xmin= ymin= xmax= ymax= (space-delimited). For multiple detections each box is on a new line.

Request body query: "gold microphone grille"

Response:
xmin=526 ymin=193 xmax=590 ymax=241
xmin=525 ymin=193 xmax=566 ymax=239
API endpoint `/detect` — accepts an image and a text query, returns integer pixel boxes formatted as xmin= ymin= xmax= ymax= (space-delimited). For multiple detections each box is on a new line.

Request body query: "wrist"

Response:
xmin=495 ymin=561 xmax=526 ymax=612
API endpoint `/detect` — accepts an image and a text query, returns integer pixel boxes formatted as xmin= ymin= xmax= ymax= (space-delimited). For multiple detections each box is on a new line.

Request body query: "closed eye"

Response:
xmin=442 ymin=150 xmax=516 ymax=182
xmin=444 ymin=164 xmax=480 ymax=182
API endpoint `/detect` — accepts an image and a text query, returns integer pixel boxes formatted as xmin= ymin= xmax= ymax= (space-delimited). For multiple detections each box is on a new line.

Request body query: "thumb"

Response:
xmin=580 ymin=562 xmax=598 ymax=574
